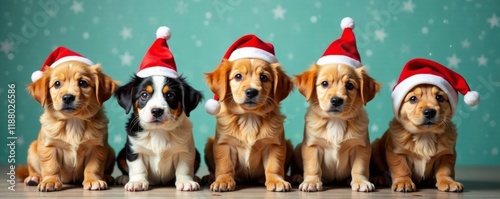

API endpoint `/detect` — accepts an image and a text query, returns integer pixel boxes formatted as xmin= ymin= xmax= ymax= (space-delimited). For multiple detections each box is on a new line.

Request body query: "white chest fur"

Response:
xmin=321 ymin=118 xmax=347 ymax=166
xmin=410 ymin=133 xmax=438 ymax=179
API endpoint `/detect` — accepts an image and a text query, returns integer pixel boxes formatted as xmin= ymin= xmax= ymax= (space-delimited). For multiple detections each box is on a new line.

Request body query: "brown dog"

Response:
xmin=20 ymin=60 xmax=117 ymax=191
xmin=204 ymin=57 xmax=294 ymax=192
xmin=292 ymin=63 xmax=380 ymax=192
xmin=371 ymin=85 xmax=463 ymax=192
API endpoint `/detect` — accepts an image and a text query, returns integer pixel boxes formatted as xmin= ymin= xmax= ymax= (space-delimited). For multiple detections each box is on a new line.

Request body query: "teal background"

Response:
xmin=1 ymin=0 xmax=499 ymax=167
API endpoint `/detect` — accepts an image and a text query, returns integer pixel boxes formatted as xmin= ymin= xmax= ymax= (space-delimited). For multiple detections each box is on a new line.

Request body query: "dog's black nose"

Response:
xmin=245 ymin=88 xmax=259 ymax=99
xmin=62 ymin=94 xmax=75 ymax=104
xmin=330 ymin=97 xmax=344 ymax=107
xmin=423 ymin=109 xmax=437 ymax=119
xmin=151 ymin=108 xmax=164 ymax=118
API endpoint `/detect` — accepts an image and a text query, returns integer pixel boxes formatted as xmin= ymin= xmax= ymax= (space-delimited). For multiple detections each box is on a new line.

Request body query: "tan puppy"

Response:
xmin=292 ymin=63 xmax=380 ymax=192
xmin=371 ymin=85 xmax=463 ymax=192
xmin=204 ymin=58 xmax=294 ymax=192
xmin=20 ymin=61 xmax=117 ymax=191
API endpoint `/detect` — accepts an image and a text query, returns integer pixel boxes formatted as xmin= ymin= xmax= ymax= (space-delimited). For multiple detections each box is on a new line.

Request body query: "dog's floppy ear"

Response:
xmin=179 ymin=77 xmax=203 ymax=117
xmin=27 ymin=67 xmax=51 ymax=107
xmin=356 ymin=66 xmax=381 ymax=105
xmin=272 ymin=63 xmax=293 ymax=103
xmin=114 ymin=77 xmax=137 ymax=114
xmin=92 ymin=64 xmax=118 ymax=105
xmin=294 ymin=64 xmax=318 ymax=101
xmin=205 ymin=59 xmax=231 ymax=101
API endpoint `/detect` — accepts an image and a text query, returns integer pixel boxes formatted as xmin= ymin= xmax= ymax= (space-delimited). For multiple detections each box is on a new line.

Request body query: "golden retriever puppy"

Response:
xmin=20 ymin=55 xmax=117 ymax=191
xmin=292 ymin=63 xmax=380 ymax=192
xmin=204 ymin=57 xmax=294 ymax=192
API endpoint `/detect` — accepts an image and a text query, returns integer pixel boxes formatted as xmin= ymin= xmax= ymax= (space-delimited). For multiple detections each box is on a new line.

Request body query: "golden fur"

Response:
xmin=204 ymin=58 xmax=294 ymax=192
xmin=292 ymin=63 xmax=380 ymax=192
xmin=19 ymin=61 xmax=117 ymax=191
xmin=371 ymin=85 xmax=463 ymax=192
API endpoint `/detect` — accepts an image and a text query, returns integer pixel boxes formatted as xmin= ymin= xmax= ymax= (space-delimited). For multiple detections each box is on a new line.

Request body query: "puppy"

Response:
xmin=114 ymin=75 xmax=203 ymax=191
xmin=204 ymin=58 xmax=294 ymax=192
xmin=292 ymin=63 xmax=380 ymax=192
xmin=22 ymin=61 xmax=117 ymax=191
xmin=371 ymin=85 xmax=464 ymax=192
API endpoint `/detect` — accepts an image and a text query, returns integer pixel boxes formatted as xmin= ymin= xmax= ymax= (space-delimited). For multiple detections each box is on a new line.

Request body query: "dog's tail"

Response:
xmin=15 ymin=165 xmax=29 ymax=181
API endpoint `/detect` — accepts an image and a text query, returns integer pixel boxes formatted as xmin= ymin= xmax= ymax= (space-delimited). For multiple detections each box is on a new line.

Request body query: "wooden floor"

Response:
xmin=2 ymin=167 xmax=499 ymax=199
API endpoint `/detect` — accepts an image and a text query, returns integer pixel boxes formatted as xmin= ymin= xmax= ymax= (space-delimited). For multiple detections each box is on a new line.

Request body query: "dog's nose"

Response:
xmin=62 ymin=94 xmax=75 ymax=104
xmin=151 ymin=108 xmax=164 ymax=118
xmin=423 ymin=109 xmax=437 ymax=119
xmin=245 ymin=88 xmax=259 ymax=99
xmin=330 ymin=97 xmax=344 ymax=107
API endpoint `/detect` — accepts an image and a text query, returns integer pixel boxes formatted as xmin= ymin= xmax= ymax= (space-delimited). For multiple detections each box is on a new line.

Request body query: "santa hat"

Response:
xmin=136 ymin=26 xmax=178 ymax=78
xmin=31 ymin=46 xmax=94 ymax=82
xmin=317 ymin=17 xmax=362 ymax=68
xmin=204 ymin=34 xmax=277 ymax=115
xmin=392 ymin=58 xmax=479 ymax=119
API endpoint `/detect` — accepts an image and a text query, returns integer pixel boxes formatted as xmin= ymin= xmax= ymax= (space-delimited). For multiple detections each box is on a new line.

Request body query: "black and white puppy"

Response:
xmin=114 ymin=75 xmax=202 ymax=191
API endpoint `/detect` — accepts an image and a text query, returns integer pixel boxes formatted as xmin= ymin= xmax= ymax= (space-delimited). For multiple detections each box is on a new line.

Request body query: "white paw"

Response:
xmin=298 ymin=180 xmax=322 ymax=192
xmin=351 ymin=179 xmax=375 ymax=192
xmin=116 ymin=175 xmax=129 ymax=185
xmin=124 ymin=180 xmax=149 ymax=192
xmin=175 ymin=180 xmax=200 ymax=191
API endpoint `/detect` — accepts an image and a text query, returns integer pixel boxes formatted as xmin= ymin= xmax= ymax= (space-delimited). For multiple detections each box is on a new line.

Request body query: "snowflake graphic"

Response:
xmin=272 ymin=4 xmax=286 ymax=20
xmin=402 ymin=0 xmax=416 ymax=13
xmin=374 ymin=29 xmax=388 ymax=42
xmin=70 ymin=0 xmax=84 ymax=14
xmin=446 ymin=54 xmax=461 ymax=68
xmin=120 ymin=27 xmax=133 ymax=40
xmin=487 ymin=13 xmax=499 ymax=28
xmin=176 ymin=1 xmax=188 ymax=14
xmin=120 ymin=51 xmax=134 ymax=66
xmin=0 ymin=39 xmax=14 ymax=54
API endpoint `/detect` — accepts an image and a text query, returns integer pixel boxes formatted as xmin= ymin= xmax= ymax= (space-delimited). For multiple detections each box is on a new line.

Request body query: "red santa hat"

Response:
xmin=31 ymin=46 xmax=94 ymax=82
xmin=136 ymin=26 xmax=178 ymax=78
xmin=392 ymin=58 xmax=480 ymax=119
xmin=317 ymin=17 xmax=362 ymax=68
xmin=204 ymin=34 xmax=277 ymax=115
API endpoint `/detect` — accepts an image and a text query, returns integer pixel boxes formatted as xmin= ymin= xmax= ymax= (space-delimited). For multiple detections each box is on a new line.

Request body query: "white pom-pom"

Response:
xmin=340 ymin=17 xmax=355 ymax=30
xmin=464 ymin=91 xmax=479 ymax=107
xmin=156 ymin=26 xmax=171 ymax=40
xmin=31 ymin=70 xmax=43 ymax=82
xmin=205 ymin=98 xmax=220 ymax=115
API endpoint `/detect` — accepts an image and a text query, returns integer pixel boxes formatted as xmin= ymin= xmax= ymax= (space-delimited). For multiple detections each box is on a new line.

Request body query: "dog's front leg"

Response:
xmin=264 ymin=143 xmax=291 ymax=192
xmin=434 ymin=153 xmax=463 ymax=192
xmin=210 ymin=143 xmax=236 ymax=192
xmin=124 ymin=155 xmax=149 ymax=191
xmin=298 ymin=143 xmax=322 ymax=192
xmin=174 ymin=151 xmax=200 ymax=191
xmin=386 ymin=148 xmax=416 ymax=192
xmin=37 ymin=145 xmax=63 ymax=192
xmin=350 ymin=145 xmax=375 ymax=192
xmin=82 ymin=145 xmax=109 ymax=190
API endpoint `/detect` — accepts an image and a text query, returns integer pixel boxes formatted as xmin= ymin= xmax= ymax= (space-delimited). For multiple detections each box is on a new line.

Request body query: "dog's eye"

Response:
xmin=54 ymin=81 xmax=61 ymax=88
xmin=235 ymin=74 xmax=242 ymax=81
xmin=166 ymin=92 xmax=175 ymax=99
xmin=436 ymin=94 xmax=445 ymax=102
xmin=321 ymin=81 xmax=329 ymax=88
xmin=260 ymin=75 xmax=269 ymax=82
xmin=409 ymin=96 xmax=418 ymax=104
xmin=345 ymin=82 xmax=354 ymax=90
xmin=140 ymin=91 xmax=149 ymax=100
xmin=78 ymin=80 xmax=88 ymax=88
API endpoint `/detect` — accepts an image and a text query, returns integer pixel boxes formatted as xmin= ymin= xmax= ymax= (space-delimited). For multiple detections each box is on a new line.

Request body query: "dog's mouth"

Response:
xmin=242 ymin=100 xmax=258 ymax=107
xmin=328 ymin=107 xmax=343 ymax=113
xmin=61 ymin=105 xmax=76 ymax=113
xmin=420 ymin=119 xmax=437 ymax=126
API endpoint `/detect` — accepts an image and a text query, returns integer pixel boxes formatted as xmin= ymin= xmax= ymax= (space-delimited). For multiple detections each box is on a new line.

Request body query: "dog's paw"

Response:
xmin=436 ymin=179 xmax=464 ymax=192
xmin=291 ymin=174 xmax=303 ymax=185
xmin=298 ymin=179 xmax=322 ymax=192
xmin=175 ymin=180 xmax=200 ymax=191
xmin=266 ymin=179 xmax=292 ymax=192
xmin=116 ymin=175 xmax=129 ymax=185
xmin=24 ymin=175 xmax=41 ymax=186
xmin=210 ymin=177 xmax=236 ymax=192
xmin=83 ymin=179 xmax=108 ymax=190
xmin=124 ymin=180 xmax=149 ymax=192
xmin=392 ymin=177 xmax=416 ymax=192
xmin=37 ymin=178 xmax=63 ymax=192
xmin=351 ymin=179 xmax=375 ymax=192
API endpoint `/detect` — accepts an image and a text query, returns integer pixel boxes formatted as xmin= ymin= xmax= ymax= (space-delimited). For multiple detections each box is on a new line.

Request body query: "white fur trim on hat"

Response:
xmin=341 ymin=17 xmax=355 ymax=29
xmin=392 ymin=74 xmax=458 ymax=120
xmin=464 ymin=91 xmax=479 ymax=107
xmin=31 ymin=70 xmax=43 ymax=82
xmin=205 ymin=98 xmax=220 ymax=115
xmin=317 ymin=55 xmax=362 ymax=68
xmin=50 ymin=56 xmax=94 ymax=68
xmin=228 ymin=47 xmax=278 ymax=63
xmin=137 ymin=66 xmax=179 ymax=78
xmin=156 ymin=26 xmax=171 ymax=40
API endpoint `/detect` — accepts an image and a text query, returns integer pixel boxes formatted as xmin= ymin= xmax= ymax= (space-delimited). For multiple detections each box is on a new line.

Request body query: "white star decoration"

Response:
xmin=446 ymin=54 xmax=461 ymax=68
xmin=120 ymin=51 xmax=134 ymax=66
xmin=1 ymin=39 xmax=13 ymax=54
xmin=477 ymin=55 xmax=488 ymax=66
xmin=402 ymin=0 xmax=416 ymax=13
xmin=487 ymin=13 xmax=499 ymax=28
xmin=70 ymin=0 xmax=84 ymax=14
xmin=461 ymin=39 xmax=471 ymax=49
xmin=374 ymin=29 xmax=388 ymax=42
xmin=273 ymin=5 xmax=286 ymax=20
xmin=120 ymin=27 xmax=133 ymax=40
